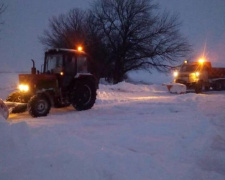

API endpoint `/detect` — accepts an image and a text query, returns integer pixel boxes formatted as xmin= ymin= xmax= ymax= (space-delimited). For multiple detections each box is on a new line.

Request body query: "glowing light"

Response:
xmin=195 ymin=72 xmax=200 ymax=77
xmin=184 ymin=60 xmax=188 ymax=64
xmin=60 ymin=72 xmax=64 ymax=76
xmin=198 ymin=58 xmax=205 ymax=64
xmin=77 ymin=46 xmax=83 ymax=52
xmin=173 ymin=71 xmax=178 ymax=77
xmin=19 ymin=84 xmax=29 ymax=92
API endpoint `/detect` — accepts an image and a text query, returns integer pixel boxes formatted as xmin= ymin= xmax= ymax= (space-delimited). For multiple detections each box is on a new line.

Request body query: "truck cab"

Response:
xmin=173 ymin=60 xmax=212 ymax=93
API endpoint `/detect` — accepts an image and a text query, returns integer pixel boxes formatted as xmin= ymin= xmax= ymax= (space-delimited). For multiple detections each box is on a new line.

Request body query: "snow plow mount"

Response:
xmin=0 ymin=99 xmax=27 ymax=120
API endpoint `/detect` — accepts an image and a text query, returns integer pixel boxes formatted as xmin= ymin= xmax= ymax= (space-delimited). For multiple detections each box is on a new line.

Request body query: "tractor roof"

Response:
xmin=46 ymin=48 xmax=86 ymax=55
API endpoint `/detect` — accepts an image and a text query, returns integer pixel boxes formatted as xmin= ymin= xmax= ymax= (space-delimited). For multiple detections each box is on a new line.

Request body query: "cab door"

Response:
xmin=62 ymin=53 xmax=76 ymax=88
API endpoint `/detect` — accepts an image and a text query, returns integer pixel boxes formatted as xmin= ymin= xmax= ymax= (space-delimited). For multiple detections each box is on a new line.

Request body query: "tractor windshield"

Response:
xmin=45 ymin=54 xmax=63 ymax=73
xmin=77 ymin=56 xmax=88 ymax=73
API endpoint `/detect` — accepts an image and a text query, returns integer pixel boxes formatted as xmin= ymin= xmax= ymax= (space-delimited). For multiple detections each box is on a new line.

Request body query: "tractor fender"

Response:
xmin=74 ymin=73 xmax=99 ymax=89
xmin=35 ymin=91 xmax=53 ymax=107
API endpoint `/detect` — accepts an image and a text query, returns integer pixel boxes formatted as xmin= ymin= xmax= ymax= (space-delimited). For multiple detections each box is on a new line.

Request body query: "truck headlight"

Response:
xmin=173 ymin=71 xmax=178 ymax=77
xmin=195 ymin=72 xmax=200 ymax=77
xmin=19 ymin=84 xmax=29 ymax=92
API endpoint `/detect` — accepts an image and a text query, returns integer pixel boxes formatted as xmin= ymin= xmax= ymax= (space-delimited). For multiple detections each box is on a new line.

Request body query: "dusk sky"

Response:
xmin=0 ymin=0 xmax=225 ymax=72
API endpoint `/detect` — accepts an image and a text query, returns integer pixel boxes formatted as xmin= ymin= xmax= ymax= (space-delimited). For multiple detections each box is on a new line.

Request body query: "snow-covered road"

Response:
xmin=0 ymin=73 xmax=225 ymax=180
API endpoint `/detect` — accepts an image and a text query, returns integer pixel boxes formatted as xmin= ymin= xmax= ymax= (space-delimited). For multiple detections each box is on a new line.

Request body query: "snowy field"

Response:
xmin=0 ymin=72 xmax=225 ymax=180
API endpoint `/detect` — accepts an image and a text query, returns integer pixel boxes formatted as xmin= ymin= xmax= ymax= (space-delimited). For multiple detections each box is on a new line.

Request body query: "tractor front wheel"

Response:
xmin=28 ymin=94 xmax=51 ymax=117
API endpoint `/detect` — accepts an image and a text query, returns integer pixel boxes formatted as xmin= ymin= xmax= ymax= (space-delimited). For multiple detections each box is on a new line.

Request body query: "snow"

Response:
xmin=0 ymin=73 xmax=225 ymax=180
xmin=163 ymin=83 xmax=187 ymax=94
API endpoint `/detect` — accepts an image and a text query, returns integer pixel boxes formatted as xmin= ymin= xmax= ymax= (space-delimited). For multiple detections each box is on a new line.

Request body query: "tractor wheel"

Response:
xmin=6 ymin=92 xmax=27 ymax=113
xmin=28 ymin=94 xmax=51 ymax=117
xmin=71 ymin=80 xmax=97 ymax=111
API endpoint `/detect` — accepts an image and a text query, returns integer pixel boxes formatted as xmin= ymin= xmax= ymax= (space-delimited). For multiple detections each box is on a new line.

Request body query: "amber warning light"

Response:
xmin=198 ymin=58 xmax=205 ymax=64
xmin=77 ymin=46 xmax=83 ymax=52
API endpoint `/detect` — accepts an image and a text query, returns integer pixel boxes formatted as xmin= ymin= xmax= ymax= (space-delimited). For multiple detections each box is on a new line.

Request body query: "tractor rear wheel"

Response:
xmin=71 ymin=80 xmax=97 ymax=111
xmin=28 ymin=94 xmax=51 ymax=117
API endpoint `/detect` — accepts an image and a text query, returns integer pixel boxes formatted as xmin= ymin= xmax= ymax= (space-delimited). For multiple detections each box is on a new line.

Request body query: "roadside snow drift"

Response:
xmin=0 ymin=73 xmax=225 ymax=180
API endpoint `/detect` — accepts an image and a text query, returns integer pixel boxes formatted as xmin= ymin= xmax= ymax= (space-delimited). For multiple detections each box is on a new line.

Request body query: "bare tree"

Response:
xmin=0 ymin=3 xmax=6 ymax=29
xmin=40 ymin=8 xmax=108 ymax=79
xmin=40 ymin=9 xmax=87 ymax=49
xmin=91 ymin=0 xmax=191 ymax=83
xmin=41 ymin=0 xmax=191 ymax=83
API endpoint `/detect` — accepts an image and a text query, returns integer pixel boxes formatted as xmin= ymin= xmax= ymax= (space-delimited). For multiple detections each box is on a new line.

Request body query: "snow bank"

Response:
xmin=100 ymin=81 xmax=169 ymax=93
xmin=0 ymin=118 xmax=30 ymax=168
xmin=127 ymin=70 xmax=172 ymax=84
xmin=105 ymin=81 xmax=151 ymax=92
xmin=0 ymin=73 xmax=225 ymax=180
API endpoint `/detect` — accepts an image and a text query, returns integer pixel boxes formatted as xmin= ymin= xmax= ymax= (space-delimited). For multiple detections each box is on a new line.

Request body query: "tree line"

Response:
xmin=0 ymin=3 xmax=6 ymax=30
xmin=40 ymin=0 xmax=191 ymax=84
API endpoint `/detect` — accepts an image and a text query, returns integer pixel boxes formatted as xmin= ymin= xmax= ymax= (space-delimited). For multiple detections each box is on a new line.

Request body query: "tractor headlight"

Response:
xmin=19 ymin=84 xmax=29 ymax=92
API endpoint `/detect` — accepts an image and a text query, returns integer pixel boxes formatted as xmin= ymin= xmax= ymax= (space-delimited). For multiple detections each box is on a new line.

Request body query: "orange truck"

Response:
xmin=173 ymin=59 xmax=225 ymax=93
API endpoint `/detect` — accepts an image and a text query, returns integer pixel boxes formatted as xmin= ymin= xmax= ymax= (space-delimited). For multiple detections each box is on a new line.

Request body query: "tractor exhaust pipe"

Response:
xmin=31 ymin=59 xmax=36 ymax=74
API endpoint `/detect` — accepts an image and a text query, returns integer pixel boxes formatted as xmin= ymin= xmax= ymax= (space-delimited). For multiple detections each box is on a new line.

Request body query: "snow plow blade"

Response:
xmin=163 ymin=83 xmax=187 ymax=94
xmin=0 ymin=99 xmax=9 ymax=120
xmin=0 ymin=99 xmax=27 ymax=120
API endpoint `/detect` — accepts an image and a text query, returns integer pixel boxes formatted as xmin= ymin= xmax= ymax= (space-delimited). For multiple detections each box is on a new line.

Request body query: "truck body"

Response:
xmin=173 ymin=60 xmax=225 ymax=93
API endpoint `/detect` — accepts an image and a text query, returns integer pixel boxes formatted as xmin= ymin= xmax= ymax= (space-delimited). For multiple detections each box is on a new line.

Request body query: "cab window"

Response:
xmin=45 ymin=54 xmax=63 ymax=73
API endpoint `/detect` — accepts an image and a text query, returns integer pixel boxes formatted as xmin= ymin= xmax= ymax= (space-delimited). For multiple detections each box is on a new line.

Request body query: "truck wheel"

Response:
xmin=71 ymin=80 xmax=97 ymax=111
xmin=215 ymin=81 xmax=222 ymax=91
xmin=205 ymin=86 xmax=210 ymax=91
xmin=195 ymin=81 xmax=202 ymax=93
xmin=28 ymin=94 xmax=51 ymax=117
xmin=222 ymin=81 xmax=225 ymax=90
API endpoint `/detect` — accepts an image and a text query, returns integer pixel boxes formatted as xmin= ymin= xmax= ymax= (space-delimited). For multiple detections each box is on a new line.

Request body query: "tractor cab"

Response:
xmin=44 ymin=49 xmax=88 ymax=76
